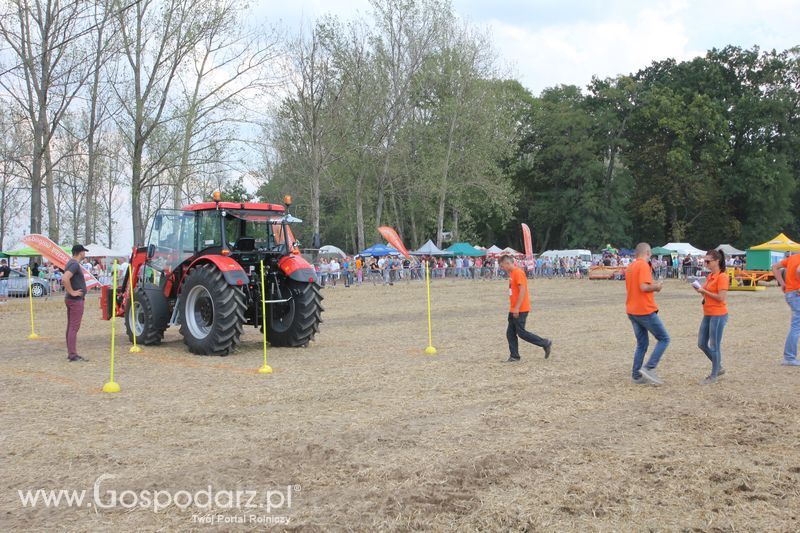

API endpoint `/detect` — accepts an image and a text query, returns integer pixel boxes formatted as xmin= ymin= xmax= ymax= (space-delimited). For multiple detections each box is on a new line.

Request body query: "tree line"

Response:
xmin=0 ymin=0 xmax=280 ymax=249
xmin=1 ymin=0 xmax=798 ymax=254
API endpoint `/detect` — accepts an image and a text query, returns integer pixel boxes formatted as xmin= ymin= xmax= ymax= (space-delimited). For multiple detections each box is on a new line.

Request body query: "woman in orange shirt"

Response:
xmin=694 ymin=249 xmax=729 ymax=384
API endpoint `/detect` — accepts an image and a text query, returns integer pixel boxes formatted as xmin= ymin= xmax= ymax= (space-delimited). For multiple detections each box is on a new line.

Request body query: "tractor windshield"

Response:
xmin=146 ymin=210 xmax=196 ymax=283
xmin=224 ymin=210 xmax=297 ymax=252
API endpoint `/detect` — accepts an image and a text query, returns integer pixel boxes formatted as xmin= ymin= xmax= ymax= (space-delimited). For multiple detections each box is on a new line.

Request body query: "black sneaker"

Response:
xmin=544 ymin=341 xmax=552 ymax=359
xmin=68 ymin=355 xmax=89 ymax=362
xmin=504 ymin=357 xmax=521 ymax=363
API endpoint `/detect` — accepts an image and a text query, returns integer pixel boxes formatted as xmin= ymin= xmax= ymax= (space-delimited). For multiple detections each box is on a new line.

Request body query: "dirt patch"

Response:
xmin=1 ymin=279 xmax=799 ymax=531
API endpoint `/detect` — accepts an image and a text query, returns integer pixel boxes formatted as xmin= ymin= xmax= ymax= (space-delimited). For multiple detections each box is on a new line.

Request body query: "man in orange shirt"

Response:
xmin=772 ymin=252 xmax=800 ymax=366
xmin=499 ymin=255 xmax=551 ymax=362
xmin=626 ymin=243 xmax=670 ymax=384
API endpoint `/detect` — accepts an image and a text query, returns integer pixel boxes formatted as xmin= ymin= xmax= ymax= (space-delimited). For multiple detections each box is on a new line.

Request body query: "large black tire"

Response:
xmin=125 ymin=287 xmax=166 ymax=345
xmin=179 ymin=264 xmax=246 ymax=356
xmin=267 ymin=279 xmax=324 ymax=347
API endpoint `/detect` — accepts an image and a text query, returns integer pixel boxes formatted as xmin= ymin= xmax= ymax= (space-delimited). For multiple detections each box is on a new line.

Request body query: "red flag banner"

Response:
xmin=378 ymin=226 xmax=411 ymax=258
xmin=521 ymin=223 xmax=533 ymax=260
xmin=22 ymin=234 xmax=102 ymax=288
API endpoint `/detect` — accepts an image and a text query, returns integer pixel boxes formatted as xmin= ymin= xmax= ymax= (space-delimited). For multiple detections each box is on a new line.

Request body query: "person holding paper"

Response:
xmin=626 ymin=243 xmax=670 ymax=385
xmin=694 ymin=249 xmax=729 ymax=383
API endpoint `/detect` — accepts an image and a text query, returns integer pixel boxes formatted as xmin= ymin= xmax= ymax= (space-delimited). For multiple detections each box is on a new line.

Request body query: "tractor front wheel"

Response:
xmin=179 ymin=264 xmax=246 ymax=356
xmin=267 ymin=278 xmax=323 ymax=347
xmin=125 ymin=287 xmax=166 ymax=345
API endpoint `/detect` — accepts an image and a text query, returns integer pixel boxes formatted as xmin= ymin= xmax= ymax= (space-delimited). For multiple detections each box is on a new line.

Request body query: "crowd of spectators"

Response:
xmin=313 ymin=254 xmax=594 ymax=287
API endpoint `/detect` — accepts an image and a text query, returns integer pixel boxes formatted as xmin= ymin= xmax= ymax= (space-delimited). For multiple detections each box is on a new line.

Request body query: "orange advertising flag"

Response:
xmin=22 ymin=234 xmax=102 ymax=288
xmin=378 ymin=226 xmax=411 ymax=258
xmin=521 ymin=223 xmax=533 ymax=259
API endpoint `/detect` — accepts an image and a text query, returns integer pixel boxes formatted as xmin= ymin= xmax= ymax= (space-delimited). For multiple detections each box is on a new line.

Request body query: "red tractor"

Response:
xmin=101 ymin=194 xmax=323 ymax=355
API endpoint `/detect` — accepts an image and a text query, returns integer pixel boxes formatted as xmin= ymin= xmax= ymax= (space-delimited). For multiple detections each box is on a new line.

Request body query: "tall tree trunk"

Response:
xmin=355 ymin=171 xmax=365 ymax=251
xmin=669 ymin=202 xmax=681 ymax=241
xmin=436 ymin=117 xmax=457 ymax=248
xmin=72 ymin=193 xmax=80 ymax=245
xmin=107 ymin=184 xmax=114 ymax=249
xmin=44 ymin=139 xmax=59 ymax=243
xmin=131 ymin=140 xmax=145 ymax=244
xmin=375 ymin=181 xmax=384 ymax=231
xmin=452 ymin=208 xmax=459 ymax=242
xmin=85 ymin=53 xmax=103 ymax=244
xmin=311 ymin=166 xmax=321 ymax=242
xmin=30 ymin=131 xmax=44 ymax=234
xmin=0 ymin=184 xmax=6 ymax=249
xmin=388 ymin=175 xmax=403 ymax=237
xmin=541 ymin=225 xmax=551 ymax=253
xmin=410 ymin=208 xmax=419 ymax=249
xmin=85 ymin=132 xmax=97 ymax=243
xmin=375 ymin=151 xmax=391 ymax=237
xmin=174 ymin=99 xmax=199 ymax=209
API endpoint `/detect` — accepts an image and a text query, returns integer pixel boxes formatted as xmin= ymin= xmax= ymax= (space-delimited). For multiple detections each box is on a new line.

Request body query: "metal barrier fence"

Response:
xmin=0 ymin=273 xmax=114 ymax=301
xmin=315 ymin=265 xmax=597 ymax=287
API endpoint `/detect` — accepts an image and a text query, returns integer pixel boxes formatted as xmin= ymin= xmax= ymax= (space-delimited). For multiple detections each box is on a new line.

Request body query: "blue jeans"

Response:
xmin=784 ymin=292 xmax=800 ymax=361
xmin=698 ymin=314 xmax=728 ymax=377
xmin=628 ymin=313 xmax=670 ymax=379
xmin=0 ymin=278 xmax=7 ymax=298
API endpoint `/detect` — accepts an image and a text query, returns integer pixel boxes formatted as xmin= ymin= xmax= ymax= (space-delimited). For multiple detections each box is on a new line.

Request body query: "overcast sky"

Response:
xmin=8 ymin=0 xmax=800 ymax=251
xmin=257 ymin=0 xmax=800 ymax=95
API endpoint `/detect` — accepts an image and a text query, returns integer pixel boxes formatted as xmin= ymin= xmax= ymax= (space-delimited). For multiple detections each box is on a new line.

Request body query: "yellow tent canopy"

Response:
xmin=748 ymin=233 xmax=800 ymax=252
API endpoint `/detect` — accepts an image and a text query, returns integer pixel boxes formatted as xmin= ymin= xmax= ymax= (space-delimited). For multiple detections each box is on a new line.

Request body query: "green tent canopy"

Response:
xmin=445 ymin=242 xmax=486 ymax=257
xmin=650 ymin=246 xmax=675 ymax=256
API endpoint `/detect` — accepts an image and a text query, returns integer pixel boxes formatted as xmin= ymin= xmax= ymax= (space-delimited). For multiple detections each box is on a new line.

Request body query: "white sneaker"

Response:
xmin=639 ymin=367 xmax=664 ymax=385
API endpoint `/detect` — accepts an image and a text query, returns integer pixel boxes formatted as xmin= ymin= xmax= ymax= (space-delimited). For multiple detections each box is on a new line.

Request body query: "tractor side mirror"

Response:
xmin=147 ymin=244 xmax=156 ymax=259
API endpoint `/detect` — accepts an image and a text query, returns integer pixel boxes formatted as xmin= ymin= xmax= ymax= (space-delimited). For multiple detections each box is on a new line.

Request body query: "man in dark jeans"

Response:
xmin=63 ymin=244 xmax=90 ymax=362
xmin=499 ymin=255 xmax=552 ymax=362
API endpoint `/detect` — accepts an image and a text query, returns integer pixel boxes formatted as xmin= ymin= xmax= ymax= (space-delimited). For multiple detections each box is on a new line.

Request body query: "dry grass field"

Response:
xmin=1 ymin=277 xmax=799 ymax=532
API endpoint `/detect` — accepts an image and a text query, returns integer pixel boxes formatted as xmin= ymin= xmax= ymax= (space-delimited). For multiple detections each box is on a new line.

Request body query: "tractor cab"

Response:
xmin=141 ymin=198 xmax=301 ymax=295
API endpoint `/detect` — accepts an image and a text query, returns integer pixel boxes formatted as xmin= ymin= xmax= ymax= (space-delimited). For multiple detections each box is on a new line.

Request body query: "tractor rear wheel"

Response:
xmin=267 ymin=278 xmax=323 ymax=347
xmin=179 ymin=264 xmax=246 ymax=356
xmin=125 ymin=287 xmax=166 ymax=345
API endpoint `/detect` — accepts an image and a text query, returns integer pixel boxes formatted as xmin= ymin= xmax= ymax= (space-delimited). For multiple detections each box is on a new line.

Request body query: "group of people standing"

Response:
xmin=625 ymin=242 xmax=800 ymax=386
xmin=499 ymin=242 xmax=800 ymax=383
xmin=624 ymin=243 xmax=730 ymax=384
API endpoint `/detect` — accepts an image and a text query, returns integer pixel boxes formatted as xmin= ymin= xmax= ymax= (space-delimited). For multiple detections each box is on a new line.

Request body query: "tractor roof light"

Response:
xmin=212 ymin=190 xmax=222 ymax=202
xmin=283 ymin=195 xmax=292 ymax=207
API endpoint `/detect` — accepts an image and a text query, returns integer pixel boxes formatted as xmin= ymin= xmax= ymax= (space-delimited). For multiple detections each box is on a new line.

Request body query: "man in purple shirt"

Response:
xmin=63 ymin=244 xmax=89 ymax=362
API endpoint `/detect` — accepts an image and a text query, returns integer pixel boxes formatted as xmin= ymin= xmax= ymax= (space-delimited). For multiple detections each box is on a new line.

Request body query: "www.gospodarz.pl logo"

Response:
xmin=17 ymin=474 xmax=299 ymax=515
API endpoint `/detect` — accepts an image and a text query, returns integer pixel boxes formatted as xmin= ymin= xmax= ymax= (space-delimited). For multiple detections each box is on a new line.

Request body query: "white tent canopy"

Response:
xmin=85 ymin=243 xmax=129 ymax=258
xmin=319 ymin=245 xmax=346 ymax=257
xmin=540 ymin=249 xmax=592 ymax=259
xmin=663 ymin=242 xmax=706 ymax=256
xmin=410 ymin=240 xmax=447 ymax=256
xmin=715 ymin=244 xmax=745 ymax=256
xmin=501 ymin=247 xmax=522 ymax=256
xmin=485 ymin=245 xmax=504 ymax=256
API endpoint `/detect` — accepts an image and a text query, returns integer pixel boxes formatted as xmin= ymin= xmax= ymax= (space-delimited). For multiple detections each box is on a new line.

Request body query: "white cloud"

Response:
xmin=487 ymin=0 xmax=703 ymax=94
